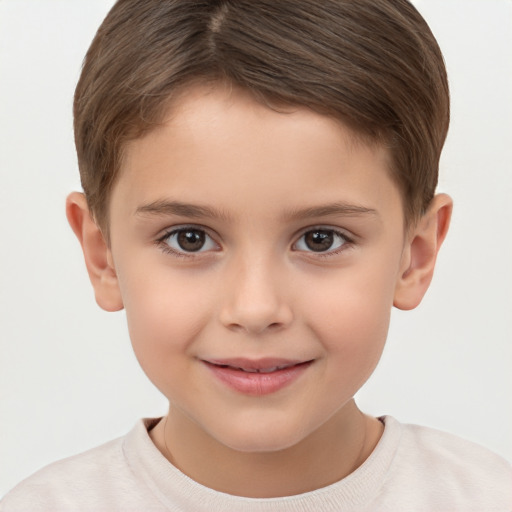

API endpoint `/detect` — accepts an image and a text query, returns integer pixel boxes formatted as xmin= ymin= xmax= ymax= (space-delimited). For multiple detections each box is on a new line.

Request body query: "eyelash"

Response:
xmin=156 ymin=225 xmax=219 ymax=259
xmin=156 ymin=225 xmax=354 ymax=259
xmin=295 ymin=227 xmax=354 ymax=258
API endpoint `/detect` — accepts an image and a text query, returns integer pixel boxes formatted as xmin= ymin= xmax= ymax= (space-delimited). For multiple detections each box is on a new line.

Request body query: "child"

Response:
xmin=2 ymin=0 xmax=511 ymax=510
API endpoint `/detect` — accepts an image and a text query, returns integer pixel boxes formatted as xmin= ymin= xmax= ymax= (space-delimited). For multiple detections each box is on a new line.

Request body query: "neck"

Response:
xmin=150 ymin=400 xmax=383 ymax=498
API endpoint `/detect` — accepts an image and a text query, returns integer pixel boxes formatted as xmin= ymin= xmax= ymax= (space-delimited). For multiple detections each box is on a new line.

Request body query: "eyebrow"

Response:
xmin=135 ymin=200 xmax=231 ymax=221
xmin=135 ymin=199 xmax=378 ymax=221
xmin=281 ymin=202 xmax=378 ymax=221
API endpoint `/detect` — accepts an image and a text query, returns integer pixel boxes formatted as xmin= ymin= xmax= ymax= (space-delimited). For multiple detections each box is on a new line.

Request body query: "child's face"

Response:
xmin=107 ymin=84 xmax=409 ymax=452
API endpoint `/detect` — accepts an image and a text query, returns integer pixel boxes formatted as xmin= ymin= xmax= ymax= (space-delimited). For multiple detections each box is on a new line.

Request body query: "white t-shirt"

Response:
xmin=1 ymin=416 xmax=511 ymax=511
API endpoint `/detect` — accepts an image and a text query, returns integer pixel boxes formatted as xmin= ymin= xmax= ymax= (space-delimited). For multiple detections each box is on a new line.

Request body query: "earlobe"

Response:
xmin=393 ymin=194 xmax=452 ymax=311
xmin=66 ymin=192 xmax=124 ymax=312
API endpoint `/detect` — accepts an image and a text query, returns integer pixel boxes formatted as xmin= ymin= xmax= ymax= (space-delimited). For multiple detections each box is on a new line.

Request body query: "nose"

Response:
xmin=218 ymin=255 xmax=293 ymax=335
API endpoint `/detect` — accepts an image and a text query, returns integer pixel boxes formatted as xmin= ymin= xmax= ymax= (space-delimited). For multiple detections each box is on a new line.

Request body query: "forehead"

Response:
xmin=112 ymin=84 xmax=403 ymax=225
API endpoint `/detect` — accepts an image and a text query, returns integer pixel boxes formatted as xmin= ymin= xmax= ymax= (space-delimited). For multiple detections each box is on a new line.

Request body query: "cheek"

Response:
xmin=304 ymin=261 xmax=397 ymax=371
xmin=118 ymin=267 xmax=212 ymax=387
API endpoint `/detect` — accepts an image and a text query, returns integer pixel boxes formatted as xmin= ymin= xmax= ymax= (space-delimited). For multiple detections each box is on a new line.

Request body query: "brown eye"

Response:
xmin=162 ymin=228 xmax=217 ymax=254
xmin=176 ymin=229 xmax=205 ymax=251
xmin=304 ymin=230 xmax=334 ymax=251
xmin=295 ymin=229 xmax=348 ymax=253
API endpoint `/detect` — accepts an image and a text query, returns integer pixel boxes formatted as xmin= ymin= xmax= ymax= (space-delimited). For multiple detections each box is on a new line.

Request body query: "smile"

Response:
xmin=202 ymin=358 xmax=313 ymax=395
xmin=221 ymin=365 xmax=291 ymax=374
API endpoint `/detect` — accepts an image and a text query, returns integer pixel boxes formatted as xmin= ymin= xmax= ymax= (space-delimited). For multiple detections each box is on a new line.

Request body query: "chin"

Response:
xmin=210 ymin=416 xmax=312 ymax=454
xmin=222 ymin=434 xmax=303 ymax=454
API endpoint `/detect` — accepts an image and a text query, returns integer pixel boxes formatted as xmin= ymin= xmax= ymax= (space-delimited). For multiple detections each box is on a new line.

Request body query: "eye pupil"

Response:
xmin=177 ymin=230 xmax=205 ymax=252
xmin=305 ymin=230 xmax=333 ymax=252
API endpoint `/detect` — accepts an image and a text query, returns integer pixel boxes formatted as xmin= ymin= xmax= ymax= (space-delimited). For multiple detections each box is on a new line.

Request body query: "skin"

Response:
xmin=67 ymin=84 xmax=452 ymax=498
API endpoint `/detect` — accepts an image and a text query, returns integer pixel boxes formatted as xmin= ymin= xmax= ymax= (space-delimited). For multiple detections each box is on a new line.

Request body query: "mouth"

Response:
xmin=204 ymin=357 xmax=311 ymax=372
xmin=201 ymin=358 xmax=314 ymax=395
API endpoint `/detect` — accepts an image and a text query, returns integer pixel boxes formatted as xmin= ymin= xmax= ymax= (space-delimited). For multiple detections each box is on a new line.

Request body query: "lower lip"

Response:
xmin=203 ymin=361 xmax=312 ymax=396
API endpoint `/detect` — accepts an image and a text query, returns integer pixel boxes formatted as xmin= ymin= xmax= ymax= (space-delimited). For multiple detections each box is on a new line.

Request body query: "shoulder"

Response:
xmin=398 ymin=419 xmax=512 ymax=479
xmin=381 ymin=416 xmax=512 ymax=510
xmin=0 ymin=420 xmax=161 ymax=512
xmin=1 ymin=437 xmax=123 ymax=511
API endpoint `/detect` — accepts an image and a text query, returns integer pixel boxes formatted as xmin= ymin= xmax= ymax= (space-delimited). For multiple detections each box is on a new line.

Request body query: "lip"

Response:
xmin=202 ymin=358 xmax=313 ymax=396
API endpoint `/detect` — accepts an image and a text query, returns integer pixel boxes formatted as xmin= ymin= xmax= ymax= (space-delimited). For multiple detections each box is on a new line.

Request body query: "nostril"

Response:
xmin=226 ymin=322 xmax=246 ymax=333
xmin=218 ymin=289 xmax=294 ymax=334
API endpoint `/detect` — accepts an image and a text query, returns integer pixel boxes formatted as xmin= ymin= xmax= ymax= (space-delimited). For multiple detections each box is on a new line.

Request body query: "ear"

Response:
xmin=66 ymin=192 xmax=124 ymax=312
xmin=393 ymin=193 xmax=452 ymax=310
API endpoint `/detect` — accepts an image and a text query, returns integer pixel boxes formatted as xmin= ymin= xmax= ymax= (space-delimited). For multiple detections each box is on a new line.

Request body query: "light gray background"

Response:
xmin=1 ymin=0 xmax=511 ymax=497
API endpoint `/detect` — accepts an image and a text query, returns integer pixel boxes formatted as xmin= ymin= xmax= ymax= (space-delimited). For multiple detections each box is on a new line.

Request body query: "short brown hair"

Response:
xmin=74 ymin=0 xmax=449 ymax=231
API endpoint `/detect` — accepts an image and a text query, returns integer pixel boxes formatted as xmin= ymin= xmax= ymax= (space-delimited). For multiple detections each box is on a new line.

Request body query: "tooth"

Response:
xmin=259 ymin=367 xmax=279 ymax=373
xmin=227 ymin=365 xmax=294 ymax=373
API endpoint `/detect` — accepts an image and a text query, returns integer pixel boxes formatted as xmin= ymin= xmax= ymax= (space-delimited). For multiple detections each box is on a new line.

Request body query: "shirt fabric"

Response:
xmin=1 ymin=416 xmax=511 ymax=511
